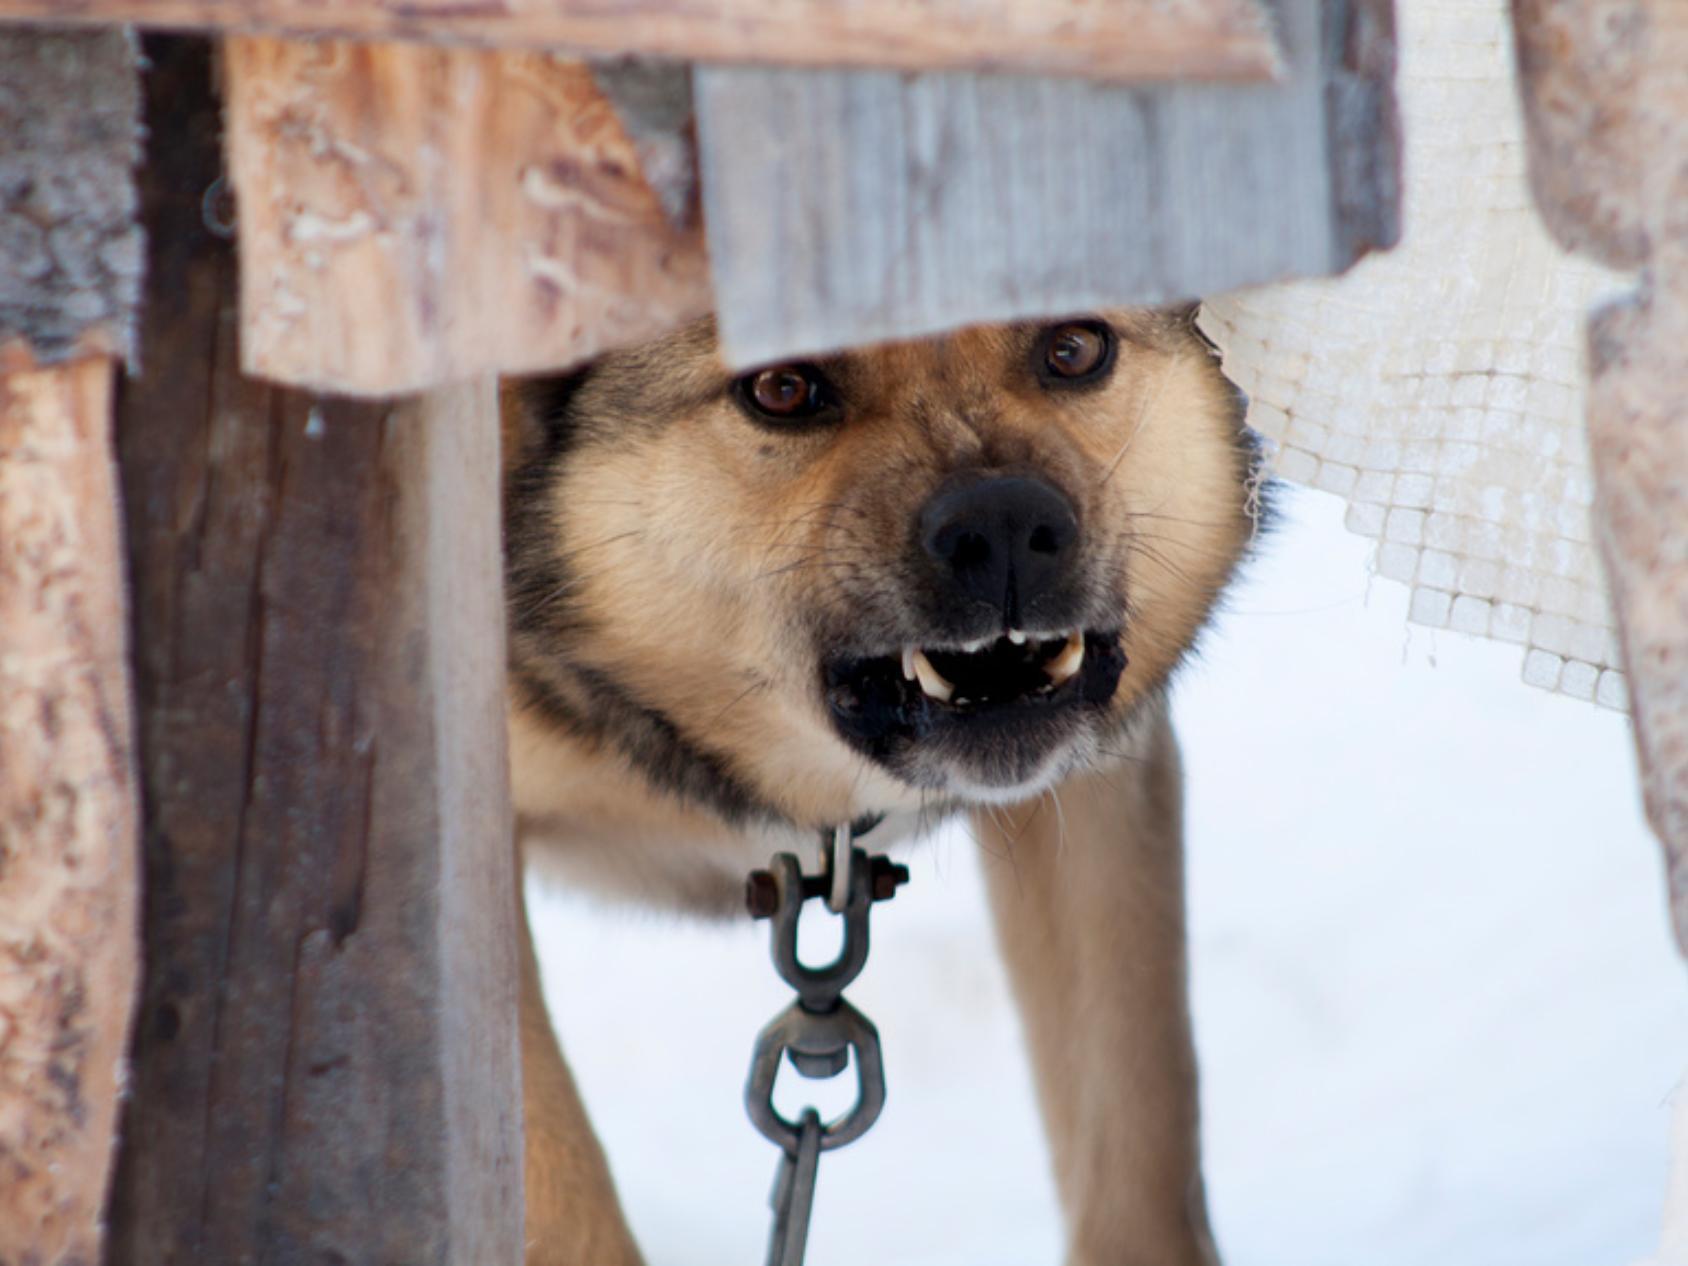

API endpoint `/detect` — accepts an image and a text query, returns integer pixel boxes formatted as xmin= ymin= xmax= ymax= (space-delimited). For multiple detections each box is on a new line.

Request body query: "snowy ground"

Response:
xmin=529 ymin=488 xmax=1688 ymax=1266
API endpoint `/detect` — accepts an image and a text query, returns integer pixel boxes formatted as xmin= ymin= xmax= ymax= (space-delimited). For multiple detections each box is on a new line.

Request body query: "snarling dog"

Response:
xmin=504 ymin=308 xmax=1258 ymax=1266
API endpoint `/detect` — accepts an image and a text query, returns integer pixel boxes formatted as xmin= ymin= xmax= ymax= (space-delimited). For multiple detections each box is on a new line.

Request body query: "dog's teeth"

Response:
xmin=910 ymin=648 xmax=955 ymax=702
xmin=1045 ymin=632 xmax=1085 ymax=684
xmin=1007 ymin=629 xmax=1028 ymax=645
xmin=901 ymin=645 xmax=917 ymax=682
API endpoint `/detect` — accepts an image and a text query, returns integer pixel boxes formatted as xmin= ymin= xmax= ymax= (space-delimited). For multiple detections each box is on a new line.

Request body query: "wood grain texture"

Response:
xmin=1512 ymin=0 xmax=1688 ymax=953
xmin=225 ymin=35 xmax=711 ymax=395
xmin=0 ymin=357 xmax=138 ymax=1266
xmin=696 ymin=0 xmax=1401 ymax=368
xmin=0 ymin=0 xmax=1283 ymax=82
xmin=1511 ymin=0 xmax=1652 ymax=270
xmin=105 ymin=38 xmax=521 ymax=1263
xmin=0 ymin=28 xmax=143 ymax=371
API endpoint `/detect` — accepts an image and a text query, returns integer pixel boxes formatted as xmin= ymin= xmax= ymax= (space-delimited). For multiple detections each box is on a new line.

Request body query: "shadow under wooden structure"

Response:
xmin=0 ymin=1 xmax=1677 ymax=1262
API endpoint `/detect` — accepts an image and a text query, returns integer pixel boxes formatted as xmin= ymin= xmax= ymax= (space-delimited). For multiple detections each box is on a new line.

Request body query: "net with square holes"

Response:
xmin=1198 ymin=0 xmax=1632 ymax=708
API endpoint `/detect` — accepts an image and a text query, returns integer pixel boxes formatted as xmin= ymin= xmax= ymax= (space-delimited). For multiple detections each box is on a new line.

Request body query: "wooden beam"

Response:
xmin=695 ymin=0 xmax=1400 ymax=368
xmin=0 ymin=358 xmax=139 ymax=1266
xmin=0 ymin=28 xmax=144 ymax=371
xmin=1512 ymin=0 xmax=1688 ymax=954
xmin=224 ymin=35 xmax=711 ymax=396
xmin=105 ymin=37 xmax=521 ymax=1262
xmin=0 ymin=28 xmax=144 ymax=1266
xmin=0 ymin=0 xmax=1283 ymax=83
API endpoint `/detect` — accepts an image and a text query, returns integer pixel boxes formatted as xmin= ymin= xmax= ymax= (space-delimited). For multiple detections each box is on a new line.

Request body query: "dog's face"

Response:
xmin=506 ymin=311 xmax=1256 ymax=826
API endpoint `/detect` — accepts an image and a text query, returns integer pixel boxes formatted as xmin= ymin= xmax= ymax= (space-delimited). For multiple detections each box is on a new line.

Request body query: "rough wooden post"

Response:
xmin=105 ymin=37 xmax=521 ymax=1263
xmin=0 ymin=28 xmax=142 ymax=1266
xmin=1512 ymin=0 xmax=1688 ymax=955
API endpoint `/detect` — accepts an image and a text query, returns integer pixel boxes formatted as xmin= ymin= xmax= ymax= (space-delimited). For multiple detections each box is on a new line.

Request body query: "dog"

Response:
xmin=502 ymin=307 xmax=1259 ymax=1266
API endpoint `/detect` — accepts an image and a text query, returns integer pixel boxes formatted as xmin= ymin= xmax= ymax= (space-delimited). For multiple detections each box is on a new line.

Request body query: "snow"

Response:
xmin=529 ymin=487 xmax=1688 ymax=1265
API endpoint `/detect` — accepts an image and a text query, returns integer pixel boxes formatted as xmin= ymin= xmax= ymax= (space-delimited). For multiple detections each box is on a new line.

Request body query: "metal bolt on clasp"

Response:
xmin=746 ymin=854 xmax=908 ymax=919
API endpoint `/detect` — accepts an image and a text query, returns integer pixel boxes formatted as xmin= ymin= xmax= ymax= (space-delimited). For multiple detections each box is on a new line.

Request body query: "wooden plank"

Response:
xmin=0 ymin=0 xmax=1283 ymax=83
xmin=1512 ymin=0 xmax=1688 ymax=954
xmin=105 ymin=37 xmax=521 ymax=1263
xmin=0 ymin=358 xmax=138 ymax=1266
xmin=0 ymin=28 xmax=144 ymax=371
xmin=695 ymin=0 xmax=1400 ymax=368
xmin=225 ymin=35 xmax=711 ymax=396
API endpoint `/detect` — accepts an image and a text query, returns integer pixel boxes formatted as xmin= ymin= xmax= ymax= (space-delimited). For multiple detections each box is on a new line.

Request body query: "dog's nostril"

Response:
xmin=952 ymin=531 xmax=992 ymax=569
xmin=1027 ymin=524 xmax=1060 ymax=556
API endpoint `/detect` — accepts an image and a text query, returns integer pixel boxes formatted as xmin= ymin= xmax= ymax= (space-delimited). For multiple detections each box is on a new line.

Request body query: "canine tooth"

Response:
xmin=1045 ymin=632 xmax=1085 ymax=683
xmin=902 ymin=645 xmax=917 ymax=682
xmin=910 ymin=648 xmax=955 ymax=702
xmin=1007 ymin=629 xmax=1028 ymax=645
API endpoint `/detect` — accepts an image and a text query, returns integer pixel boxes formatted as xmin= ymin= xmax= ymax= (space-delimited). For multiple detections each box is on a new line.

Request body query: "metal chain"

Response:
xmin=744 ymin=830 xmax=908 ymax=1266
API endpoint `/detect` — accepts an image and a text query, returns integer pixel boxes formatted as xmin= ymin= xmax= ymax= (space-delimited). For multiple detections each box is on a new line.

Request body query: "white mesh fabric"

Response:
xmin=1198 ymin=0 xmax=1631 ymax=708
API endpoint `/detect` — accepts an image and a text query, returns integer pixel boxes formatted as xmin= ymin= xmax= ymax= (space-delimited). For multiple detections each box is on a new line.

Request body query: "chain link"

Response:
xmin=744 ymin=832 xmax=908 ymax=1266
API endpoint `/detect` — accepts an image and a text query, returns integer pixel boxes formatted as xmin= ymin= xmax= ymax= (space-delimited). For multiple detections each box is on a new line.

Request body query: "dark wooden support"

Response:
xmin=105 ymin=38 xmax=521 ymax=1264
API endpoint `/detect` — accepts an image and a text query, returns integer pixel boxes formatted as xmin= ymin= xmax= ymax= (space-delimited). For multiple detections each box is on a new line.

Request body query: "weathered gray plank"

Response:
xmin=0 ymin=27 xmax=143 ymax=370
xmin=695 ymin=0 xmax=1400 ymax=368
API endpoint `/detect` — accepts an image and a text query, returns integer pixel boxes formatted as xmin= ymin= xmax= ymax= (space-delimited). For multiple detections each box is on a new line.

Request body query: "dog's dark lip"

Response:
xmin=820 ymin=630 xmax=1127 ymax=758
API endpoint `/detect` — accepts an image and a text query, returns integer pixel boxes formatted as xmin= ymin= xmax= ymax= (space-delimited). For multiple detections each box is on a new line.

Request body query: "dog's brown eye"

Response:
xmin=1039 ymin=321 xmax=1114 ymax=384
xmin=736 ymin=364 xmax=836 ymax=424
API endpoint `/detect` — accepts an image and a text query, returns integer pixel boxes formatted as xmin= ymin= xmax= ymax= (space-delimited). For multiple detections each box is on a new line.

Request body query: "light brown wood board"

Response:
xmin=0 ymin=0 xmax=1283 ymax=82
xmin=0 ymin=357 xmax=139 ymax=1266
xmin=225 ymin=36 xmax=712 ymax=395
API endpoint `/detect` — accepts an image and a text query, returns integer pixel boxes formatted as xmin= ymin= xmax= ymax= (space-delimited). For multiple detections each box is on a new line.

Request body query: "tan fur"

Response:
xmin=505 ymin=311 xmax=1253 ymax=1264
xmin=975 ymin=706 xmax=1218 ymax=1266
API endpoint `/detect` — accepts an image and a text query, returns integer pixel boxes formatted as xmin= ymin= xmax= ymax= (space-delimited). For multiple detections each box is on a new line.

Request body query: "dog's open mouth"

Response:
xmin=822 ymin=628 xmax=1127 ymax=761
xmin=902 ymin=630 xmax=1085 ymax=707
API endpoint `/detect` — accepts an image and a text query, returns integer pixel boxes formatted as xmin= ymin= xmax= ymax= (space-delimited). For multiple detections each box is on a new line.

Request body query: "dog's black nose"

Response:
xmin=918 ymin=475 xmax=1079 ymax=623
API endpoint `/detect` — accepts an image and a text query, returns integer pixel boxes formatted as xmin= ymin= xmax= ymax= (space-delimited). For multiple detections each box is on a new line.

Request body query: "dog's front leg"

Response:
xmin=974 ymin=707 xmax=1219 ymax=1266
xmin=519 ymin=892 xmax=645 ymax=1266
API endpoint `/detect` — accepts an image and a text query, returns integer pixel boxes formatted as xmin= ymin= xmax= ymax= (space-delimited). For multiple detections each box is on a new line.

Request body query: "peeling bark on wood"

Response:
xmin=0 ymin=0 xmax=1284 ymax=83
xmin=225 ymin=35 xmax=710 ymax=396
xmin=1512 ymin=0 xmax=1688 ymax=955
xmin=105 ymin=38 xmax=521 ymax=1263
xmin=590 ymin=59 xmax=697 ymax=230
xmin=0 ymin=27 xmax=144 ymax=372
xmin=696 ymin=0 xmax=1400 ymax=369
xmin=0 ymin=357 xmax=139 ymax=1266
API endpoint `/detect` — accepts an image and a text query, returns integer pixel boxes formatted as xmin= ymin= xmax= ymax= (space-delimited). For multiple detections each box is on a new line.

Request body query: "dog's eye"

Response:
xmin=1038 ymin=321 xmax=1114 ymax=385
xmin=736 ymin=364 xmax=835 ymax=423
